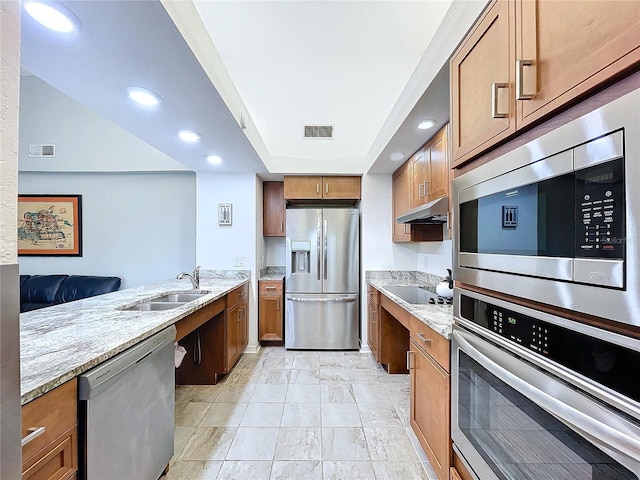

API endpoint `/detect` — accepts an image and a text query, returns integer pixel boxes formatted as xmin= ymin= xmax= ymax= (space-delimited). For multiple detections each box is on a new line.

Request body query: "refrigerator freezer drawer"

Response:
xmin=285 ymin=294 xmax=359 ymax=350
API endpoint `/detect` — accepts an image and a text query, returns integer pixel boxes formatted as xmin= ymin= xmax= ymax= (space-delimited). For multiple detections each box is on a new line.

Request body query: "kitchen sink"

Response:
xmin=117 ymin=290 xmax=211 ymax=312
xmin=152 ymin=292 xmax=210 ymax=303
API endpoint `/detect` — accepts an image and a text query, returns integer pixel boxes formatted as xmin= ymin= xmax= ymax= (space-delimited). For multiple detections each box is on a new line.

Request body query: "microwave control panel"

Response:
xmin=575 ymin=158 xmax=625 ymax=259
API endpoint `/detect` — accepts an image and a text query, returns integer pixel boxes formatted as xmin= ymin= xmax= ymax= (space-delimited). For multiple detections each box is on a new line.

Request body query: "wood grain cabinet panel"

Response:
xmin=322 ymin=176 xmax=361 ymax=199
xmin=367 ymin=286 xmax=380 ymax=361
xmin=283 ymin=176 xmax=324 ymax=199
xmin=451 ymin=0 xmax=640 ymax=167
xmin=259 ymin=280 xmax=284 ymax=344
xmin=284 ymin=176 xmax=361 ymax=200
xmin=21 ymin=379 xmax=78 ymax=480
xmin=263 ymin=182 xmax=285 ymax=236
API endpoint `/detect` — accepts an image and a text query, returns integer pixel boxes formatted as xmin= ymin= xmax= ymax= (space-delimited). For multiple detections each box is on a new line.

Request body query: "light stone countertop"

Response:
xmin=366 ymin=270 xmax=454 ymax=340
xmin=258 ymin=266 xmax=285 ymax=281
xmin=20 ymin=270 xmax=249 ymax=405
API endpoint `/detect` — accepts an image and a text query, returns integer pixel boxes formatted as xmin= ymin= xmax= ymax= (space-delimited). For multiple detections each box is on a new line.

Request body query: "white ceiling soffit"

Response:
xmin=190 ymin=0 xmax=453 ymax=174
xmin=20 ymin=0 xmax=267 ymax=173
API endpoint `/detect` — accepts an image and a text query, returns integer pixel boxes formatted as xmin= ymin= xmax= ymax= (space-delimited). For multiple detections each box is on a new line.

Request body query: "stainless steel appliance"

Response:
xmin=452 ymin=87 xmax=640 ymax=327
xmin=285 ymin=207 xmax=359 ymax=349
xmin=452 ymin=288 xmax=640 ymax=480
xmin=78 ymin=325 xmax=176 ymax=480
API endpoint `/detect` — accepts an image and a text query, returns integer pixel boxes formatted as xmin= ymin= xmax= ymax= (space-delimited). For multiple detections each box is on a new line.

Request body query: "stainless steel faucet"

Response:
xmin=177 ymin=265 xmax=201 ymax=289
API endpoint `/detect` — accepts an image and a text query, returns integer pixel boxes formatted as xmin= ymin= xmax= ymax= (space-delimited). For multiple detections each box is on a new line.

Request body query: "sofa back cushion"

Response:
xmin=54 ymin=276 xmax=121 ymax=304
xmin=20 ymin=275 xmax=68 ymax=305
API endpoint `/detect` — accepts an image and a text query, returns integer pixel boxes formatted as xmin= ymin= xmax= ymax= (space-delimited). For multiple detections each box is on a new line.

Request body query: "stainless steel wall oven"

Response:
xmin=452 ymin=87 xmax=640 ymax=327
xmin=451 ymin=288 xmax=640 ymax=480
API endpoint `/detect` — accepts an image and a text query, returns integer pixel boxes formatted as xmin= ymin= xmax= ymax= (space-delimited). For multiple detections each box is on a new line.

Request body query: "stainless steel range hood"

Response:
xmin=396 ymin=196 xmax=449 ymax=224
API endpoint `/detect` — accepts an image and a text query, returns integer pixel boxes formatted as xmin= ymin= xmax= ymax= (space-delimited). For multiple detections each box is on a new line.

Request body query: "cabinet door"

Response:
xmin=426 ymin=125 xmax=449 ymax=203
xmin=451 ymin=0 xmax=516 ymax=167
xmin=263 ymin=182 xmax=285 ymax=236
xmin=238 ymin=300 xmax=248 ymax=352
xmin=410 ymin=149 xmax=429 ymax=209
xmin=284 ymin=176 xmax=323 ymax=199
xmin=392 ymin=162 xmax=412 ymax=242
xmin=516 ymin=0 xmax=640 ymax=127
xmin=226 ymin=303 xmax=240 ymax=371
xmin=259 ymin=293 xmax=283 ymax=342
xmin=367 ymin=291 xmax=380 ymax=361
xmin=410 ymin=340 xmax=450 ymax=480
xmin=323 ymin=176 xmax=361 ymax=199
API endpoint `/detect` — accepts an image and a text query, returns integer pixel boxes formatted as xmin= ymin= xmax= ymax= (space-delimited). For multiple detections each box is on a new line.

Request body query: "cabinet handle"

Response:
xmin=423 ymin=181 xmax=429 ymax=197
xmin=406 ymin=351 xmax=414 ymax=370
xmin=417 ymin=333 xmax=431 ymax=345
xmin=21 ymin=426 xmax=46 ymax=447
xmin=326 ymin=183 xmax=329 ymax=194
xmin=417 ymin=183 xmax=423 ymax=199
xmin=316 ymin=183 xmax=320 ymax=194
xmin=265 ymin=286 xmax=276 ymax=290
xmin=280 ymin=221 xmax=284 ymax=232
xmin=491 ymin=82 xmax=508 ymax=118
xmin=516 ymin=59 xmax=534 ymax=100
xmin=404 ymin=223 xmax=409 ymax=234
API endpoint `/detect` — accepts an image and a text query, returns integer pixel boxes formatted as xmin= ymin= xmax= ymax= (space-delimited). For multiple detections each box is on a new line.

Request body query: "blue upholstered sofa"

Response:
xmin=20 ymin=275 xmax=121 ymax=312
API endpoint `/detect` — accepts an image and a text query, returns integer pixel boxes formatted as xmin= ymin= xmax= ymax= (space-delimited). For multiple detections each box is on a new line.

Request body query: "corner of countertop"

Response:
xmin=259 ymin=266 xmax=285 ymax=281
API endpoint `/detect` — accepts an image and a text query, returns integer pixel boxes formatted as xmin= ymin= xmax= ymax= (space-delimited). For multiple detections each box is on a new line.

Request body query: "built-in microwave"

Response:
xmin=453 ymin=87 xmax=640 ymax=328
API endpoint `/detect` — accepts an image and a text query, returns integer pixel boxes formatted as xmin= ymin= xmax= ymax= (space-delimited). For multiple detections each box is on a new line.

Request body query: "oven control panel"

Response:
xmin=489 ymin=306 xmax=549 ymax=356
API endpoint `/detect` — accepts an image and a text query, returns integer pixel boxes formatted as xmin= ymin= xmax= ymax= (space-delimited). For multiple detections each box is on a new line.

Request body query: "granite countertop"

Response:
xmin=20 ymin=270 xmax=250 ymax=405
xmin=366 ymin=271 xmax=454 ymax=340
xmin=258 ymin=266 xmax=285 ymax=281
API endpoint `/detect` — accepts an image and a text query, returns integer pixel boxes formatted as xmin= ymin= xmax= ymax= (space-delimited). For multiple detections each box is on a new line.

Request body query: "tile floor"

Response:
xmin=167 ymin=347 xmax=438 ymax=480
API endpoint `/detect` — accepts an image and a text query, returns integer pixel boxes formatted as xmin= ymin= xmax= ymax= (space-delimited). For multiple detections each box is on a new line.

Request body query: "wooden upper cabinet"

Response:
xmin=283 ymin=176 xmax=323 ymax=199
xmin=451 ymin=0 xmax=640 ymax=167
xmin=263 ymin=182 xmax=285 ymax=237
xmin=409 ymin=149 xmax=429 ymax=209
xmin=451 ymin=0 xmax=516 ymax=167
xmin=516 ymin=0 xmax=640 ymax=128
xmin=284 ymin=176 xmax=361 ymax=200
xmin=323 ymin=176 xmax=361 ymax=199
xmin=392 ymin=161 xmax=412 ymax=242
xmin=427 ymin=125 xmax=449 ymax=202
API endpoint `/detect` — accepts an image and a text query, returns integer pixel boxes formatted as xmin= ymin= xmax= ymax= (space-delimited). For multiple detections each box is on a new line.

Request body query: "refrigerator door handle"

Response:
xmin=323 ymin=219 xmax=328 ymax=280
xmin=316 ymin=217 xmax=321 ymax=280
xmin=288 ymin=295 xmax=358 ymax=303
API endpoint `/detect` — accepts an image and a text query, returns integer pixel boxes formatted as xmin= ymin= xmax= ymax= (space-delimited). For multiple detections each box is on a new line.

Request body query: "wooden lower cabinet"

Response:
xmin=21 ymin=379 xmax=78 ymax=480
xmin=367 ymin=286 xmax=380 ymax=361
xmin=259 ymin=280 xmax=284 ymax=344
xmin=225 ymin=284 xmax=249 ymax=372
xmin=410 ymin=336 xmax=451 ymax=480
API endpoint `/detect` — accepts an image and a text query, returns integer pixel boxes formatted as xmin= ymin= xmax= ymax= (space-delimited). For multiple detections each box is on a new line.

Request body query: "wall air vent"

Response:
xmin=304 ymin=125 xmax=334 ymax=139
xmin=28 ymin=144 xmax=56 ymax=158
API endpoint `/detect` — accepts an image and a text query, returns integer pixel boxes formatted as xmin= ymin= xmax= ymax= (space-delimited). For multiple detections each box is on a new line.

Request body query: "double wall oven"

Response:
xmin=451 ymin=87 xmax=640 ymax=479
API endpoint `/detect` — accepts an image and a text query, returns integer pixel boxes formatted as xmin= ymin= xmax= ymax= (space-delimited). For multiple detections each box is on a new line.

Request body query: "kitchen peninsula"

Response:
xmin=20 ymin=270 xmax=250 ymax=404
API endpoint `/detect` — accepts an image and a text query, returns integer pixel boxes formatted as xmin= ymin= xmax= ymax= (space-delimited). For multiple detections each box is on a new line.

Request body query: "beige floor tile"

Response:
xmin=286 ymin=383 xmax=321 ymax=402
xmin=321 ymin=427 xmax=370 ymax=460
xmin=172 ymin=426 xmax=196 ymax=463
xmin=281 ymin=402 xmax=322 ymax=427
xmin=217 ymin=460 xmax=272 ymax=479
xmin=274 ymin=427 xmax=322 ymax=460
xmin=320 ymin=384 xmax=356 ymax=403
xmin=179 ymin=384 xmax=224 ymax=403
xmin=321 ymin=402 xmax=362 ymax=427
xmin=372 ymin=461 xmax=431 ymax=479
xmin=215 ymin=383 xmax=256 ymax=403
xmin=364 ymin=427 xmax=421 ymax=461
xmin=164 ymin=460 xmax=221 ymax=480
xmin=288 ymin=368 xmax=321 ymax=384
xmin=180 ymin=427 xmax=236 ymax=461
xmin=357 ymin=402 xmax=403 ymax=427
xmin=270 ymin=460 xmax=322 ymax=480
xmin=225 ymin=427 xmax=279 ymax=460
xmin=174 ymin=401 xmax=211 ymax=427
xmin=322 ymin=460 xmax=376 ymax=479
xmin=353 ymin=383 xmax=392 ymax=403
xmin=251 ymin=383 xmax=288 ymax=402
xmin=240 ymin=402 xmax=284 ymax=426
xmin=199 ymin=402 xmax=247 ymax=427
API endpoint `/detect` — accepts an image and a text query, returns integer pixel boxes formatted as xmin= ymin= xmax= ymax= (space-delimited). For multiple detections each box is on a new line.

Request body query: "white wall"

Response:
xmin=18 ymin=172 xmax=196 ymax=288
xmin=196 ymin=173 xmax=260 ymax=352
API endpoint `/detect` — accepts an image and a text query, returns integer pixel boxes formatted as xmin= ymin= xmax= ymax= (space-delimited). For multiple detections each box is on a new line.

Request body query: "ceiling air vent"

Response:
xmin=304 ymin=125 xmax=334 ymax=139
xmin=28 ymin=144 xmax=56 ymax=158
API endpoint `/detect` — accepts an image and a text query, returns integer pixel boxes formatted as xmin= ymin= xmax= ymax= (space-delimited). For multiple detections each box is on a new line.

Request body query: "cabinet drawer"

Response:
xmin=259 ymin=280 xmax=283 ymax=294
xmin=227 ymin=283 xmax=249 ymax=308
xmin=22 ymin=379 xmax=77 ymax=464
xmin=410 ymin=316 xmax=450 ymax=372
xmin=22 ymin=427 xmax=76 ymax=480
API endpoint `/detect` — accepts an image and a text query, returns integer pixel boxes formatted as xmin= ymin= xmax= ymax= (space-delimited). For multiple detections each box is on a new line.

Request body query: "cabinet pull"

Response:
xmin=316 ymin=183 xmax=320 ymax=194
xmin=516 ymin=59 xmax=534 ymax=100
xmin=491 ymin=82 xmax=508 ymax=118
xmin=21 ymin=426 xmax=45 ymax=447
xmin=280 ymin=221 xmax=284 ymax=232
xmin=417 ymin=183 xmax=423 ymax=199
xmin=406 ymin=351 xmax=414 ymax=370
xmin=423 ymin=181 xmax=430 ymax=197
xmin=193 ymin=331 xmax=202 ymax=366
xmin=417 ymin=333 xmax=431 ymax=345
xmin=265 ymin=286 xmax=276 ymax=290
xmin=325 ymin=183 xmax=329 ymax=194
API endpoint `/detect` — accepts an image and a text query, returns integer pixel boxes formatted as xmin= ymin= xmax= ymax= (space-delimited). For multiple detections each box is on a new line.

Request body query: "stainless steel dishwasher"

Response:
xmin=78 ymin=325 xmax=176 ymax=480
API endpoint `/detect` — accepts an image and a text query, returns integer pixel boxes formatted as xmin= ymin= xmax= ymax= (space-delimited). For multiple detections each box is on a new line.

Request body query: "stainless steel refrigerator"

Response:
xmin=285 ymin=208 xmax=360 ymax=349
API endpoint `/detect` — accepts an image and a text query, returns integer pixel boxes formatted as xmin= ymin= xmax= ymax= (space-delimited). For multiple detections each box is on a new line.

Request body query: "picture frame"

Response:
xmin=18 ymin=194 xmax=83 ymax=256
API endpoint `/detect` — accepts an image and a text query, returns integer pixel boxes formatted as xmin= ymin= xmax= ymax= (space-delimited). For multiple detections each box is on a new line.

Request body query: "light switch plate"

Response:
xmin=234 ymin=256 xmax=245 ymax=267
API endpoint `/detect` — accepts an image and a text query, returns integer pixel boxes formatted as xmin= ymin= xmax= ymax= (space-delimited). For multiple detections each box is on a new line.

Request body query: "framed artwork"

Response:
xmin=18 ymin=194 xmax=82 ymax=256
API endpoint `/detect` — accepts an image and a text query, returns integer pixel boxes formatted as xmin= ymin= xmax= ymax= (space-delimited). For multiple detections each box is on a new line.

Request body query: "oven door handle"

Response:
xmin=454 ymin=329 xmax=640 ymax=470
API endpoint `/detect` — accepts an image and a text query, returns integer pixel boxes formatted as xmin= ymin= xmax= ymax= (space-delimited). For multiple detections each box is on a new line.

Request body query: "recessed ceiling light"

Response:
xmin=417 ymin=119 xmax=436 ymax=130
xmin=206 ymin=155 xmax=223 ymax=165
xmin=126 ymin=87 xmax=162 ymax=107
xmin=24 ymin=1 xmax=79 ymax=33
xmin=390 ymin=152 xmax=405 ymax=161
xmin=178 ymin=130 xmax=201 ymax=143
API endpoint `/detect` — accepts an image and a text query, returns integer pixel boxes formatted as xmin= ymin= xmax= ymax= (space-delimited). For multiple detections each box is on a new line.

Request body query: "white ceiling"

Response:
xmin=19 ymin=0 xmax=488 ymax=175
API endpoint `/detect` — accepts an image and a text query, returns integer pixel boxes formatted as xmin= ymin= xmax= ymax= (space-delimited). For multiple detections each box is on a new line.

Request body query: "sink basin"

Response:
xmin=118 ymin=290 xmax=211 ymax=312
xmin=122 ymin=302 xmax=186 ymax=311
xmin=152 ymin=292 xmax=209 ymax=303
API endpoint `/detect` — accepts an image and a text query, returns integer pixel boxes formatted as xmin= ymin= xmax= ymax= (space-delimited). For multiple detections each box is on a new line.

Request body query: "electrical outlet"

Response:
xmin=234 ymin=256 xmax=245 ymax=267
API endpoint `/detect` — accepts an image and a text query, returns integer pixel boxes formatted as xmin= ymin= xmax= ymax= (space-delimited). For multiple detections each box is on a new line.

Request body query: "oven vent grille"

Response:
xmin=304 ymin=125 xmax=334 ymax=139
